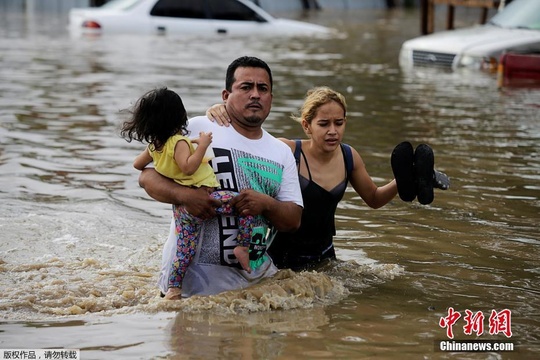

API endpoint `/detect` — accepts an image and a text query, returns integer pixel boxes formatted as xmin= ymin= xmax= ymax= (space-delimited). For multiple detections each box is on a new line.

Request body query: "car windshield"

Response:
xmin=101 ymin=0 xmax=142 ymax=10
xmin=489 ymin=0 xmax=540 ymax=30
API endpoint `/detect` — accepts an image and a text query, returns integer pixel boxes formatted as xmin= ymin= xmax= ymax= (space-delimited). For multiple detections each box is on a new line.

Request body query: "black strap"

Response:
xmin=341 ymin=143 xmax=353 ymax=180
xmin=294 ymin=139 xmax=302 ymax=167
xmin=294 ymin=139 xmax=354 ymax=181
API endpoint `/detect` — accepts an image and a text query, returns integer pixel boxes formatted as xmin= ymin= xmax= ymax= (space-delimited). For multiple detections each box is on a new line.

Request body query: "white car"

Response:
xmin=399 ymin=0 xmax=540 ymax=71
xmin=69 ymin=0 xmax=333 ymax=37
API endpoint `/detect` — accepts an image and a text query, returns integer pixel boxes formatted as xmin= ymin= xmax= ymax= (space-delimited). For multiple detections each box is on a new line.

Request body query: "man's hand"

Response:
xmin=139 ymin=168 xmax=220 ymax=219
xmin=230 ymin=189 xmax=269 ymax=216
xmin=184 ymin=187 xmax=220 ymax=220
xmin=230 ymin=189 xmax=302 ymax=232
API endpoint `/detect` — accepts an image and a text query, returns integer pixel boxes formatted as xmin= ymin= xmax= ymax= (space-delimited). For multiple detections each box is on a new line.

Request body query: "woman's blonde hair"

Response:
xmin=292 ymin=86 xmax=347 ymax=124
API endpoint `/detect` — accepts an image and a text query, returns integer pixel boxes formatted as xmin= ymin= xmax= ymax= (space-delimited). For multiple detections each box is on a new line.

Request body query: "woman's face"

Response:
xmin=303 ymin=100 xmax=346 ymax=152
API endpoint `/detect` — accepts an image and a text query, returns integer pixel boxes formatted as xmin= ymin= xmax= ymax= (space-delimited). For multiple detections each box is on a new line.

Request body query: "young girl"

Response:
xmin=121 ymin=87 xmax=253 ymax=300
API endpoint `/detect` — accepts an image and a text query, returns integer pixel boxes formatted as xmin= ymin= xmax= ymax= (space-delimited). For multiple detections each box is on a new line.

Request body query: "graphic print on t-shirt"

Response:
xmin=197 ymin=147 xmax=283 ymax=268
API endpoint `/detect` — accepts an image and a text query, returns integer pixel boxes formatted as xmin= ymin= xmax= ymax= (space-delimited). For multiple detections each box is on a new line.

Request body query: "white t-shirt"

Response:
xmin=158 ymin=116 xmax=303 ymax=297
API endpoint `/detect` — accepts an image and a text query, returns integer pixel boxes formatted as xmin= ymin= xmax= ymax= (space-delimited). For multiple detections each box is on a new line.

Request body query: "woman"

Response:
xmin=208 ymin=86 xmax=448 ymax=270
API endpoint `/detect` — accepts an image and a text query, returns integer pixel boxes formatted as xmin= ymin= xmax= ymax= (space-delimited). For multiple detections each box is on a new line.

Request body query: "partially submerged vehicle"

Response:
xmin=399 ymin=0 xmax=540 ymax=71
xmin=497 ymin=52 xmax=540 ymax=88
xmin=69 ymin=0 xmax=334 ymax=37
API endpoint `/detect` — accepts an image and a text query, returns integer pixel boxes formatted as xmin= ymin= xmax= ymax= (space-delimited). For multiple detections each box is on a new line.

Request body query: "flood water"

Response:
xmin=1 ymin=6 xmax=539 ymax=360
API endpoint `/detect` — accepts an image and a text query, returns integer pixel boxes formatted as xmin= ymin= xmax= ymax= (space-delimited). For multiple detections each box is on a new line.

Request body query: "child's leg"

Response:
xmin=210 ymin=190 xmax=253 ymax=246
xmin=237 ymin=215 xmax=257 ymax=273
xmin=210 ymin=190 xmax=236 ymax=215
xmin=233 ymin=245 xmax=251 ymax=273
xmin=211 ymin=190 xmax=253 ymax=272
xmin=166 ymin=204 xmax=203 ymax=299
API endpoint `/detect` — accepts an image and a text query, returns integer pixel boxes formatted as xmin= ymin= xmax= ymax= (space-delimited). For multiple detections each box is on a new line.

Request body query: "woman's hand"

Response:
xmin=206 ymin=103 xmax=231 ymax=126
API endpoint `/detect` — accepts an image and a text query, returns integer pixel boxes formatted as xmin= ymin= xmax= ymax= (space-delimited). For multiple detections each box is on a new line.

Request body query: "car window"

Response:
xmin=489 ymin=0 xmax=540 ymax=30
xmin=208 ymin=0 xmax=264 ymax=22
xmin=150 ymin=0 xmax=207 ymax=19
xmin=101 ymin=0 xmax=142 ymax=10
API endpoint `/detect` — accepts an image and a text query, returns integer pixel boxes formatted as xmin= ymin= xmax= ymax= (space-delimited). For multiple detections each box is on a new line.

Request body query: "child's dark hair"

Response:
xmin=121 ymin=87 xmax=188 ymax=150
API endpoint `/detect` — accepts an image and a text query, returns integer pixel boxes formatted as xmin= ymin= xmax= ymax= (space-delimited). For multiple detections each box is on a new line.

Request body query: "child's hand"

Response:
xmin=193 ymin=131 xmax=213 ymax=148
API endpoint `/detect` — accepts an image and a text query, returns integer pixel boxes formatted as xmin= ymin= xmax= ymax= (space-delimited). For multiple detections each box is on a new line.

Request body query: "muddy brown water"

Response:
xmin=0 ymin=6 xmax=539 ymax=360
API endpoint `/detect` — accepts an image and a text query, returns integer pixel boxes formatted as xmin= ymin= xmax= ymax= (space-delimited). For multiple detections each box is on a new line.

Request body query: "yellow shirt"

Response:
xmin=149 ymin=134 xmax=219 ymax=188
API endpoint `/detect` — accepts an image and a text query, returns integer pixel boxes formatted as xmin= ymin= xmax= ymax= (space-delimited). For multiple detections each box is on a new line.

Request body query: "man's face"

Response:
xmin=223 ymin=67 xmax=272 ymax=130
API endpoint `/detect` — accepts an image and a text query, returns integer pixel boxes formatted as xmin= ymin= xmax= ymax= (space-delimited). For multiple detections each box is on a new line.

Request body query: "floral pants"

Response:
xmin=168 ymin=190 xmax=254 ymax=289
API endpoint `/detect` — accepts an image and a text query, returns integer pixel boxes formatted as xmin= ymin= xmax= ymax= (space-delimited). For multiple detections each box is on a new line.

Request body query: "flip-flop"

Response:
xmin=391 ymin=141 xmax=416 ymax=202
xmin=434 ymin=170 xmax=450 ymax=190
xmin=414 ymin=144 xmax=435 ymax=205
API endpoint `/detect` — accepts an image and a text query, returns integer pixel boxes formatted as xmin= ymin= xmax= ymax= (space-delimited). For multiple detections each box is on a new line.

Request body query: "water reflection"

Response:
xmin=169 ymin=307 xmax=330 ymax=359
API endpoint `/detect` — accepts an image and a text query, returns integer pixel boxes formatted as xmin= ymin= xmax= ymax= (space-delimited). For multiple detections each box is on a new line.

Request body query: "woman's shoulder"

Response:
xmin=341 ymin=143 xmax=365 ymax=171
xmin=277 ymin=137 xmax=296 ymax=149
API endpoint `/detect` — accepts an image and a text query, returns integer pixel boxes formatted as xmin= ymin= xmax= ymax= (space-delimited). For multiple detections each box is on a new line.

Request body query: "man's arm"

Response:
xmin=230 ymin=189 xmax=302 ymax=232
xmin=138 ymin=168 xmax=220 ymax=219
xmin=263 ymin=198 xmax=302 ymax=232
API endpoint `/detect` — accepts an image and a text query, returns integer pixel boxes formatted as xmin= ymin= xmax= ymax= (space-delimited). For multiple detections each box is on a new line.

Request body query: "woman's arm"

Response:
xmin=348 ymin=147 xmax=398 ymax=209
xmin=206 ymin=103 xmax=231 ymax=126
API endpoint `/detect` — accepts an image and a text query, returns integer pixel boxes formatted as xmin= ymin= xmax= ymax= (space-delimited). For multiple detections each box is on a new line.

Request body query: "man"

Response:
xmin=138 ymin=56 xmax=303 ymax=297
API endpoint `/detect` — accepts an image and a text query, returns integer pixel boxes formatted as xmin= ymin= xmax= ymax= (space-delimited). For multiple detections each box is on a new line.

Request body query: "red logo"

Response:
xmin=439 ymin=308 xmax=512 ymax=339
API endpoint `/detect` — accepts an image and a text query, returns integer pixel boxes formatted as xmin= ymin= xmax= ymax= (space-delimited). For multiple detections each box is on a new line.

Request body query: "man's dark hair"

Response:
xmin=225 ymin=56 xmax=273 ymax=92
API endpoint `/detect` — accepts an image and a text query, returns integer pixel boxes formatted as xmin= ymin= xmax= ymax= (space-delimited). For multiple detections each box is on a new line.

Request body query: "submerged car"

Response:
xmin=69 ymin=0 xmax=333 ymax=37
xmin=399 ymin=0 xmax=540 ymax=71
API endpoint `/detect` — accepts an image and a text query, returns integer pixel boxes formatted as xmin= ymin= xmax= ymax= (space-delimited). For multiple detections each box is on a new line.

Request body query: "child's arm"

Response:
xmin=174 ymin=132 xmax=213 ymax=176
xmin=133 ymin=147 xmax=153 ymax=170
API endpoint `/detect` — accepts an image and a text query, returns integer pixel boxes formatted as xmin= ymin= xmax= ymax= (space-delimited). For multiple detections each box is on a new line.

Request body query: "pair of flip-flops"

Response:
xmin=391 ymin=142 xmax=450 ymax=205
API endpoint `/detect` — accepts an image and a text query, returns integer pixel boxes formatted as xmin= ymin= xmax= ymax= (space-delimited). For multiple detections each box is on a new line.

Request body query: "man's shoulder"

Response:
xmin=261 ymin=130 xmax=293 ymax=153
xmin=262 ymin=129 xmax=286 ymax=145
xmin=187 ymin=115 xmax=213 ymax=127
xmin=187 ymin=116 xmax=222 ymax=134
